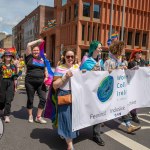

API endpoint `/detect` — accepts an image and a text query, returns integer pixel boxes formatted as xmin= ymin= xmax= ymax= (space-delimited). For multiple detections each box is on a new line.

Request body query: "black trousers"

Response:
xmin=0 ymin=78 xmax=15 ymax=116
xmin=93 ymin=124 xmax=101 ymax=137
xmin=25 ymin=77 xmax=46 ymax=109
xmin=130 ymin=109 xmax=137 ymax=117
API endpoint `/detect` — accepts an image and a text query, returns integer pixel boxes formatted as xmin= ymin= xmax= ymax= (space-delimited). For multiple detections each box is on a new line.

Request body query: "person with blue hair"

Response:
xmin=80 ymin=40 xmax=105 ymax=146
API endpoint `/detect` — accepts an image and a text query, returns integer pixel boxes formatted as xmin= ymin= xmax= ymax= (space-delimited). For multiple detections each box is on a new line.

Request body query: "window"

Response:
xmin=75 ymin=25 xmax=77 ymax=43
xmin=62 ymin=0 xmax=67 ymax=6
xmin=142 ymin=33 xmax=147 ymax=46
xmin=69 ymin=7 xmax=71 ymax=20
xmin=83 ymin=2 xmax=90 ymax=17
xmin=127 ymin=32 xmax=132 ymax=45
xmin=81 ymin=49 xmax=89 ymax=59
xmin=64 ymin=9 xmax=67 ymax=23
xmin=82 ymin=25 xmax=85 ymax=41
xmin=74 ymin=3 xmax=78 ymax=18
xmin=92 ymin=26 xmax=95 ymax=40
xmin=94 ymin=4 xmax=100 ymax=18
xmin=97 ymin=26 xmax=100 ymax=40
xmin=87 ymin=25 xmax=90 ymax=41
xmin=30 ymin=30 xmax=32 ymax=35
xmin=135 ymin=32 xmax=140 ymax=46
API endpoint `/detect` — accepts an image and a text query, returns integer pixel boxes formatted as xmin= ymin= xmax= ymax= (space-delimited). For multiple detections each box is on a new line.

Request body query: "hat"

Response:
xmin=129 ymin=48 xmax=142 ymax=62
xmin=88 ymin=40 xmax=102 ymax=57
xmin=2 ymin=51 xmax=14 ymax=58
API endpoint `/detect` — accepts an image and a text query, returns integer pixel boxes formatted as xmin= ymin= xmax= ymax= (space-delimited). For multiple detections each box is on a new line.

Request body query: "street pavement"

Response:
xmin=0 ymin=77 xmax=150 ymax=150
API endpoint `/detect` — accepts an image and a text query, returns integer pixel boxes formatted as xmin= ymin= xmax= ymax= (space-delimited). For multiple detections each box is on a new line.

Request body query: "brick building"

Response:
xmin=41 ymin=0 xmax=150 ymax=66
xmin=13 ymin=5 xmax=54 ymax=56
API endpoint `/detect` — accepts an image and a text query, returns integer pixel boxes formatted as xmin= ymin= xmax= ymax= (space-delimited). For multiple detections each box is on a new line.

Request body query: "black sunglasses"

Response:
xmin=65 ymin=55 xmax=74 ymax=59
xmin=137 ymin=52 xmax=142 ymax=54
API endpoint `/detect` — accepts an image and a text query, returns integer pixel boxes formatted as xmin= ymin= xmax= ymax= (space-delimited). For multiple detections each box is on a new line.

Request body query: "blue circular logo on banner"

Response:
xmin=97 ymin=76 xmax=114 ymax=102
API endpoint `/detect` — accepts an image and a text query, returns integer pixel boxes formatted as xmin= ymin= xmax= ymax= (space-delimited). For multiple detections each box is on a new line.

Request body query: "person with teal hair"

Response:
xmin=80 ymin=40 xmax=105 ymax=146
xmin=80 ymin=40 xmax=104 ymax=71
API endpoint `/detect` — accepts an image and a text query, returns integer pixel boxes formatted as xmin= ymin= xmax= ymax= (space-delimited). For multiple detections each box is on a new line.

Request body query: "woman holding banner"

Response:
xmin=25 ymin=39 xmax=48 ymax=124
xmin=128 ymin=48 xmax=146 ymax=123
xmin=104 ymin=41 xmax=141 ymax=133
xmin=53 ymin=48 xmax=79 ymax=150
xmin=80 ymin=41 xmax=105 ymax=146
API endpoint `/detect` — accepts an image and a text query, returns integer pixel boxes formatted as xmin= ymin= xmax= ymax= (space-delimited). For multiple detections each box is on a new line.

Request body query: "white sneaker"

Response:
xmin=5 ymin=116 xmax=10 ymax=123
xmin=28 ymin=115 xmax=33 ymax=123
xmin=35 ymin=117 xmax=47 ymax=124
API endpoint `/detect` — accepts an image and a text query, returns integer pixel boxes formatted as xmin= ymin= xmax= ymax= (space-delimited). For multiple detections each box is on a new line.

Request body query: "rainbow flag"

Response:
xmin=0 ymin=48 xmax=5 ymax=57
xmin=39 ymin=41 xmax=54 ymax=86
xmin=111 ymin=32 xmax=119 ymax=40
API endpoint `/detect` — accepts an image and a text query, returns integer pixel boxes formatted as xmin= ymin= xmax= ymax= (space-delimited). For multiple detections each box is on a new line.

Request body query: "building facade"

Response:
xmin=0 ymin=35 xmax=13 ymax=48
xmin=13 ymin=5 xmax=54 ymax=56
xmin=0 ymin=32 xmax=6 ymax=42
xmin=41 ymin=0 xmax=150 ymax=66
xmin=0 ymin=32 xmax=7 ymax=47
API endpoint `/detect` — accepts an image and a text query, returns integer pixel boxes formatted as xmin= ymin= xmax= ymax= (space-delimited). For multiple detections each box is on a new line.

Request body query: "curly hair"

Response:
xmin=109 ymin=41 xmax=125 ymax=55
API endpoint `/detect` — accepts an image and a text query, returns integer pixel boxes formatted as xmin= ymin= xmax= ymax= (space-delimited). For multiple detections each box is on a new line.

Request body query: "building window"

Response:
xmin=83 ymin=2 xmax=90 ymax=17
xmin=142 ymin=33 xmax=147 ymax=47
xmin=97 ymin=26 xmax=100 ymax=40
xmin=75 ymin=25 xmax=77 ymax=43
xmin=81 ymin=49 xmax=89 ymax=59
xmin=74 ymin=3 xmax=78 ymax=18
xmin=92 ymin=26 xmax=95 ymax=40
xmin=127 ymin=32 xmax=132 ymax=45
xmin=94 ymin=4 xmax=100 ymax=18
xmin=82 ymin=25 xmax=85 ymax=41
xmin=135 ymin=32 xmax=140 ymax=46
xmin=62 ymin=0 xmax=67 ymax=6
xmin=87 ymin=25 xmax=90 ymax=41
xmin=69 ymin=7 xmax=71 ymax=20
xmin=64 ymin=9 xmax=67 ymax=23
xmin=30 ymin=30 xmax=32 ymax=35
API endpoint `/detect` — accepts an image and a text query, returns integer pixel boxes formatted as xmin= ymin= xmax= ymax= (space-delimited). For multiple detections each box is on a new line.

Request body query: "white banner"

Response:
xmin=71 ymin=67 xmax=150 ymax=131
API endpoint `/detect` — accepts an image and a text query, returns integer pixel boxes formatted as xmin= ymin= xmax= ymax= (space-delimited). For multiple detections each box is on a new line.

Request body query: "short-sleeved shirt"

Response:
xmin=25 ymin=54 xmax=45 ymax=79
xmin=0 ymin=62 xmax=18 ymax=80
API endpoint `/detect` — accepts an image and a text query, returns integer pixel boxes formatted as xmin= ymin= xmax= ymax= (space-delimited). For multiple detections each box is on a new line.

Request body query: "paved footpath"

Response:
xmin=0 ymin=77 xmax=150 ymax=150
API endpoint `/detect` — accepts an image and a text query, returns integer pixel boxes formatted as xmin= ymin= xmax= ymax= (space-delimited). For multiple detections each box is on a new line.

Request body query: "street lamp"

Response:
xmin=109 ymin=0 xmax=114 ymax=39
xmin=121 ymin=0 xmax=126 ymax=41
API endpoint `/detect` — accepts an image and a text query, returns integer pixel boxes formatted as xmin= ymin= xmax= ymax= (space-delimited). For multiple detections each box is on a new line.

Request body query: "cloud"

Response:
xmin=0 ymin=0 xmax=54 ymax=34
xmin=0 ymin=17 xmax=3 ymax=22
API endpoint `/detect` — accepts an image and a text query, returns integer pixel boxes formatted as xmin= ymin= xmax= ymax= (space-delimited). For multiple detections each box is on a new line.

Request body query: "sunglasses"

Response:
xmin=137 ymin=52 xmax=142 ymax=54
xmin=5 ymin=55 xmax=12 ymax=57
xmin=65 ymin=55 xmax=74 ymax=59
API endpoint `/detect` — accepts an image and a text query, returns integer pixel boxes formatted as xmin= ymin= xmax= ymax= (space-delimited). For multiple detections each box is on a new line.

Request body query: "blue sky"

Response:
xmin=0 ymin=0 xmax=54 ymax=34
